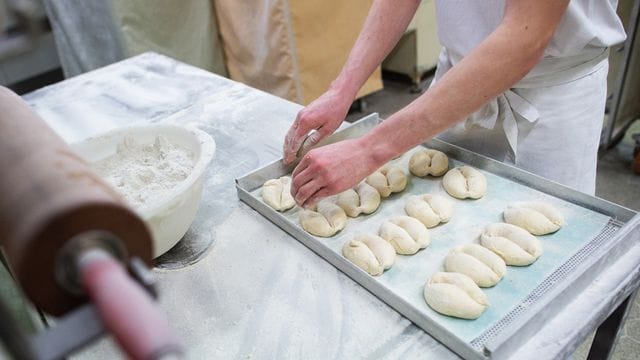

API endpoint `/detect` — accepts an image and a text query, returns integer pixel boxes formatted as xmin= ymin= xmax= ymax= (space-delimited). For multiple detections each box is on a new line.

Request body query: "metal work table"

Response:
xmin=21 ymin=52 xmax=639 ymax=359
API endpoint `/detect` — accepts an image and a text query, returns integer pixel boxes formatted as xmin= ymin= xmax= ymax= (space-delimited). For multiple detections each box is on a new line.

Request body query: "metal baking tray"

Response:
xmin=236 ymin=113 xmax=639 ymax=359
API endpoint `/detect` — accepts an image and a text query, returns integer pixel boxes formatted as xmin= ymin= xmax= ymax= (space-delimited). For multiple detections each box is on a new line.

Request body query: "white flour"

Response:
xmin=93 ymin=135 xmax=195 ymax=208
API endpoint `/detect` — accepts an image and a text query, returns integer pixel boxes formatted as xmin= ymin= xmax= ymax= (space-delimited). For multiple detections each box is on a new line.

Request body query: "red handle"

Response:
xmin=78 ymin=250 xmax=180 ymax=359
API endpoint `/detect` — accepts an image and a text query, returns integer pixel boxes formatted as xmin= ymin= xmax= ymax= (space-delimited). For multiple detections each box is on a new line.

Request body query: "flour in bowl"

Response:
xmin=93 ymin=135 xmax=195 ymax=208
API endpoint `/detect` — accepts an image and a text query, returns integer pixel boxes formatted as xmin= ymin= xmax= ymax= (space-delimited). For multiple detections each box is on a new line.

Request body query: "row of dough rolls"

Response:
xmin=260 ymin=148 xmax=488 ymax=238
xmin=315 ymin=148 xmax=455 ymax=238
xmin=301 ymin=163 xmax=410 ymax=237
xmin=424 ymin=201 xmax=565 ymax=320
xmin=343 ymin=192 xmax=454 ymax=276
xmin=260 ymin=147 xmax=486 ymax=212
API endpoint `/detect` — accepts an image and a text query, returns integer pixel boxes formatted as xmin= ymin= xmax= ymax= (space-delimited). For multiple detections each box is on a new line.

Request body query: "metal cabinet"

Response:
xmin=602 ymin=0 xmax=640 ymax=149
xmin=382 ymin=0 xmax=440 ymax=86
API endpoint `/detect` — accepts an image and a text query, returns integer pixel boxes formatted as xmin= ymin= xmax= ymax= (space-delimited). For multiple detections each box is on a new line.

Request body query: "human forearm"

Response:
xmin=331 ymin=0 xmax=421 ymax=100
xmin=283 ymin=0 xmax=421 ymax=165
xmin=362 ymin=0 xmax=570 ymax=166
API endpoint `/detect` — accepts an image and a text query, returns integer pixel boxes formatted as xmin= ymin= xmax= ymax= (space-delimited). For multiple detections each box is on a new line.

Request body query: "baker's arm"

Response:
xmin=292 ymin=0 xmax=570 ymax=207
xmin=364 ymin=0 xmax=570 ymax=164
xmin=283 ymin=0 xmax=421 ymax=165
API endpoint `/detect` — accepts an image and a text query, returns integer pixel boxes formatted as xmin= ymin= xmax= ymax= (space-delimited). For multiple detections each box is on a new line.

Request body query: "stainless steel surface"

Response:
xmin=237 ymin=114 xmax=638 ymax=359
xmin=20 ymin=52 xmax=640 ymax=359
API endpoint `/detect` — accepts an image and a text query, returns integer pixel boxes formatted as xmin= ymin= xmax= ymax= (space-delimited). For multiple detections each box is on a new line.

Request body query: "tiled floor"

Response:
xmin=347 ymin=74 xmax=640 ymax=360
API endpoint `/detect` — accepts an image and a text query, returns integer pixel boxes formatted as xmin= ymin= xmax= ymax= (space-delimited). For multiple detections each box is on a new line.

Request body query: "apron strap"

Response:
xmin=433 ymin=46 xmax=608 ymax=158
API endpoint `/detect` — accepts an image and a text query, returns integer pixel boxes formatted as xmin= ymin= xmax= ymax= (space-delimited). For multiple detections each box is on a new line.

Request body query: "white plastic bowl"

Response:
xmin=71 ymin=124 xmax=216 ymax=258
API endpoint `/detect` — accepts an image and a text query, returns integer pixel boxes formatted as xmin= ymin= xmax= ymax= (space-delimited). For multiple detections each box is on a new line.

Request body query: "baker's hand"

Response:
xmin=291 ymin=138 xmax=379 ymax=208
xmin=283 ymin=88 xmax=352 ymax=165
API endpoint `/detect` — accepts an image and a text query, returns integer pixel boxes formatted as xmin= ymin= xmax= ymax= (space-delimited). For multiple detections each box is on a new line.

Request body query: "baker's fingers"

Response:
xmin=284 ymin=111 xmax=316 ymax=165
xmin=291 ymin=163 xmax=316 ymax=197
xmin=302 ymin=188 xmax=332 ymax=209
xmin=291 ymin=148 xmax=314 ymax=179
xmin=293 ymin=178 xmax=322 ymax=207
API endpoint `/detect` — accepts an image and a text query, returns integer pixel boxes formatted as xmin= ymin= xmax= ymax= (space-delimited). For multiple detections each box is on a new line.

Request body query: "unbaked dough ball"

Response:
xmin=262 ymin=176 xmax=296 ymax=211
xmin=503 ymin=201 xmax=565 ymax=235
xmin=481 ymin=223 xmax=543 ymax=266
xmin=442 ymin=166 xmax=487 ymax=199
xmin=342 ymin=234 xmax=396 ymax=276
xmin=299 ymin=200 xmax=347 ymax=237
xmin=409 ymin=149 xmax=449 ymax=177
xmin=404 ymin=194 xmax=453 ymax=228
xmin=336 ymin=182 xmax=381 ymax=217
xmin=379 ymin=216 xmax=430 ymax=255
xmin=444 ymin=244 xmax=506 ymax=287
xmin=423 ymin=272 xmax=489 ymax=320
xmin=365 ymin=165 xmax=407 ymax=198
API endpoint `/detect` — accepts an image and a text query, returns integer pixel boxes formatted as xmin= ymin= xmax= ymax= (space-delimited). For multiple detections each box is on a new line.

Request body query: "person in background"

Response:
xmin=283 ymin=0 xmax=626 ymax=208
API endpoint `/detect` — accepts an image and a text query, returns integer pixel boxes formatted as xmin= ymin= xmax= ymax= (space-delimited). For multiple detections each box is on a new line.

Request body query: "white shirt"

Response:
xmin=432 ymin=0 xmax=626 ymax=194
xmin=434 ymin=0 xmax=627 ymax=66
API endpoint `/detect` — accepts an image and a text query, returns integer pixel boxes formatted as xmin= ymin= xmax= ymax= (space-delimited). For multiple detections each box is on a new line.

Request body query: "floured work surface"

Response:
xmin=236 ymin=115 xmax=632 ymax=359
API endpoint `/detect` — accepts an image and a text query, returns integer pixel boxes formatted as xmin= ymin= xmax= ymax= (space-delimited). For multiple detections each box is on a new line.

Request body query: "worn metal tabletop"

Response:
xmin=22 ymin=53 xmax=640 ymax=359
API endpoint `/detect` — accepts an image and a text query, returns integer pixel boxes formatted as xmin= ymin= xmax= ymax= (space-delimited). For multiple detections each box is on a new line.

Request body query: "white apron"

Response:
xmin=432 ymin=1 xmax=626 ymax=195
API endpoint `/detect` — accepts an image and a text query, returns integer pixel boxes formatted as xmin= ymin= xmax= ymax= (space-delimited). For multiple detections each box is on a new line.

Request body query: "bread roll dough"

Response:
xmin=444 ymin=244 xmax=506 ymax=287
xmin=299 ymin=200 xmax=347 ymax=237
xmin=336 ymin=182 xmax=381 ymax=217
xmin=409 ymin=149 xmax=449 ymax=177
xmin=262 ymin=176 xmax=296 ymax=211
xmin=481 ymin=223 xmax=543 ymax=266
xmin=503 ymin=201 xmax=565 ymax=235
xmin=405 ymin=194 xmax=453 ymax=228
xmin=366 ymin=165 xmax=407 ymax=198
xmin=342 ymin=234 xmax=396 ymax=276
xmin=442 ymin=166 xmax=487 ymax=199
xmin=379 ymin=216 xmax=430 ymax=255
xmin=423 ymin=272 xmax=489 ymax=320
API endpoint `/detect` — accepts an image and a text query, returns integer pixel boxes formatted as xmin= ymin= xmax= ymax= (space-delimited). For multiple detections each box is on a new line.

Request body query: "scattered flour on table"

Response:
xmin=93 ymin=135 xmax=194 ymax=208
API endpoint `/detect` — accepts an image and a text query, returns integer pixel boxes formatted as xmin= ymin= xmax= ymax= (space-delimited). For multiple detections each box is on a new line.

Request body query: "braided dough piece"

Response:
xmin=299 ymin=200 xmax=347 ymax=237
xmin=342 ymin=234 xmax=396 ymax=276
xmin=503 ymin=201 xmax=565 ymax=235
xmin=366 ymin=165 xmax=407 ymax=198
xmin=262 ymin=176 xmax=295 ymax=212
xmin=424 ymin=272 xmax=489 ymax=320
xmin=442 ymin=166 xmax=487 ymax=199
xmin=379 ymin=216 xmax=430 ymax=255
xmin=409 ymin=149 xmax=449 ymax=177
xmin=336 ymin=182 xmax=381 ymax=217
xmin=481 ymin=223 xmax=543 ymax=266
xmin=444 ymin=244 xmax=506 ymax=287
xmin=405 ymin=194 xmax=453 ymax=228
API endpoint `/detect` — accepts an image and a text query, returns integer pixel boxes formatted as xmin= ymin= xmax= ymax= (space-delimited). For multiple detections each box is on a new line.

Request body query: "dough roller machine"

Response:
xmin=0 ymin=87 xmax=182 ymax=359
